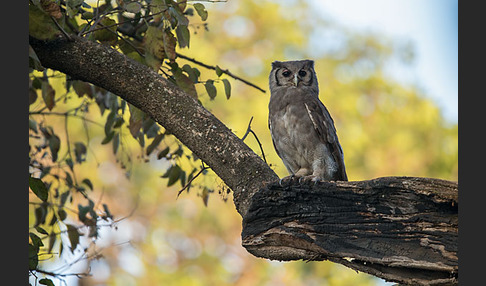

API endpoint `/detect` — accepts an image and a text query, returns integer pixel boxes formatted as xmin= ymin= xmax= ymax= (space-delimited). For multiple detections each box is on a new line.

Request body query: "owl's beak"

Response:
xmin=293 ymin=74 xmax=299 ymax=86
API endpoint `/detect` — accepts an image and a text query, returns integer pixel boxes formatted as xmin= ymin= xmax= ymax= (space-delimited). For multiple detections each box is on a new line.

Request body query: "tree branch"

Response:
xmin=242 ymin=176 xmax=458 ymax=286
xmin=176 ymin=53 xmax=267 ymax=93
xmin=29 ymin=35 xmax=278 ymax=217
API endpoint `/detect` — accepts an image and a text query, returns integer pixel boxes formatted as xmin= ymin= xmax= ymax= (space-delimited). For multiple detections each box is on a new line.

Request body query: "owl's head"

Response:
xmin=269 ymin=59 xmax=318 ymax=94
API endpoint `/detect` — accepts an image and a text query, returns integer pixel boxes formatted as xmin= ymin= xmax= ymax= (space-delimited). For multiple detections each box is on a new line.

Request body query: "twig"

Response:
xmin=31 ymin=268 xmax=90 ymax=279
xmin=176 ymin=53 xmax=267 ymax=93
xmin=177 ymin=164 xmax=209 ymax=199
xmin=241 ymin=116 xmax=254 ymax=141
xmin=29 ymin=111 xmax=103 ymax=127
xmin=51 ymin=16 xmax=73 ymax=41
xmin=241 ymin=116 xmax=267 ymax=163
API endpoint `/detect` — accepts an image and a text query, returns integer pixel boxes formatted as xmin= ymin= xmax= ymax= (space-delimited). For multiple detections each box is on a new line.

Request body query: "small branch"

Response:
xmin=51 ymin=16 xmax=73 ymax=41
xmin=29 ymin=111 xmax=103 ymax=127
xmin=32 ymin=268 xmax=90 ymax=278
xmin=241 ymin=117 xmax=267 ymax=164
xmin=176 ymin=53 xmax=266 ymax=93
xmin=241 ymin=116 xmax=254 ymax=141
xmin=177 ymin=164 xmax=210 ymax=198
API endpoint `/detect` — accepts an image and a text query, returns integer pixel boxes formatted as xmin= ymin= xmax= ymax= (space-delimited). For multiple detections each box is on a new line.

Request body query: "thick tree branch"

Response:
xmin=242 ymin=176 xmax=458 ymax=285
xmin=29 ymin=35 xmax=278 ymax=217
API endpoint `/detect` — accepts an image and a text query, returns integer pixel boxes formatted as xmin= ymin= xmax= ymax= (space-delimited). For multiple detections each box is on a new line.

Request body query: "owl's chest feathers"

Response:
xmin=269 ymin=91 xmax=318 ymax=164
xmin=269 ymin=89 xmax=315 ymax=139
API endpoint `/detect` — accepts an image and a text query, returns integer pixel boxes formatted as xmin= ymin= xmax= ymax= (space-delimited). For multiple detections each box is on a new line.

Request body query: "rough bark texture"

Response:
xmin=30 ymin=36 xmax=458 ymax=285
xmin=242 ymin=176 xmax=458 ymax=285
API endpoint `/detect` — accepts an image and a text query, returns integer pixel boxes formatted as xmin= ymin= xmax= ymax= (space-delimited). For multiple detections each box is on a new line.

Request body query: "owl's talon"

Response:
xmin=279 ymin=175 xmax=295 ymax=186
xmin=298 ymin=176 xmax=304 ymax=184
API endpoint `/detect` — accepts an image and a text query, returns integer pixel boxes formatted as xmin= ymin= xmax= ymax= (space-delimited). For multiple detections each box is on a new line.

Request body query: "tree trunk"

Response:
xmin=29 ymin=36 xmax=458 ymax=285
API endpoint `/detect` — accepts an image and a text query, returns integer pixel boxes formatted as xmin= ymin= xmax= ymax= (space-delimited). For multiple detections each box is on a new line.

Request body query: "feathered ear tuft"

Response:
xmin=271 ymin=61 xmax=283 ymax=69
xmin=303 ymin=59 xmax=314 ymax=69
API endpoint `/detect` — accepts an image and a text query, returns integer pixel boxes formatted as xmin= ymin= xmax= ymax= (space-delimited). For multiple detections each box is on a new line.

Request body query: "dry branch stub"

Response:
xmin=241 ymin=176 xmax=458 ymax=286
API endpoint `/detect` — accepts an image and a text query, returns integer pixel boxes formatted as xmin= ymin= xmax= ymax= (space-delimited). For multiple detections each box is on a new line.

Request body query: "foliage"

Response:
xmin=29 ymin=0 xmax=231 ymax=284
xmin=29 ymin=0 xmax=457 ymax=285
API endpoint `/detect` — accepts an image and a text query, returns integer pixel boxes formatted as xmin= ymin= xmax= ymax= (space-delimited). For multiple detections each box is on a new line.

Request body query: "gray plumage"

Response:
xmin=268 ymin=60 xmax=348 ymax=181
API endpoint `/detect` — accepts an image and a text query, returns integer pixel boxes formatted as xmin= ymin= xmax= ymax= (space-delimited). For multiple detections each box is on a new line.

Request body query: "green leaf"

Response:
xmin=173 ymin=67 xmax=198 ymax=98
xmin=112 ymin=132 xmax=120 ymax=154
xmin=113 ymin=117 xmax=125 ymax=128
xmin=124 ymin=2 xmax=142 ymax=13
xmin=162 ymin=29 xmax=177 ymax=61
xmin=47 ymin=231 xmax=57 ymax=253
xmin=29 ymin=4 xmax=61 ymax=40
xmin=215 ymin=65 xmax=223 ymax=77
xmin=72 ymin=81 xmax=93 ymax=98
xmin=29 ymin=88 xmax=38 ymax=105
xmin=146 ymin=133 xmax=165 ymax=156
xmin=35 ymin=226 xmax=49 ymax=235
xmin=102 ymin=204 xmax=113 ymax=220
xmin=104 ymin=111 xmax=116 ymax=136
xmin=101 ymin=131 xmax=115 ymax=144
xmin=143 ymin=118 xmax=160 ymax=138
xmin=29 ymin=45 xmax=44 ymax=71
xmin=157 ymin=146 xmax=170 ymax=159
xmin=34 ymin=205 xmax=47 ymax=226
xmin=28 ymin=244 xmax=39 ymax=270
xmin=29 ymin=177 xmax=48 ymax=202
xmin=222 ymin=79 xmax=231 ymax=99
xmin=81 ymin=178 xmax=94 ymax=190
xmin=48 ymin=134 xmax=61 ymax=162
xmin=60 ymin=191 xmax=70 ymax=206
xmin=128 ymin=104 xmax=145 ymax=137
xmin=205 ymin=80 xmax=217 ymax=99
xmin=66 ymin=224 xmax=80 ymax=253
xmin=167 ymin=165 xmax=182 ymax=186
xmin=168 ymin=6 xmax=189 ymax=26
xmin=201 ymin=187 xmax=210 ymax=206
xmin=78 ymin=205 xmax=89 ymax=223
xmin=41 ymin=80 xmax=55 ymax=110
xmin=58 ymin=209 xmax=67 ymax=221
xmin=39 ymin=278 xmax=55 ymax=286
xmin=193 ymin=3 xmax=208 ymax=21
xmin=144 ymin=26 xmax=165 ymax=70
xmin=29 ymin=232 xmax=44 ymax=249
xmin=176 ymin=25 xmax=190 ymax=48
xmin=67 ymin=0 xmax=84 ymax=9
xmin=29 ymin=118 xmax=39 ymax=133
xmin=151 ymin=0 xmax=168 ymax=23
xmin=94 ymin=18 xmax=118 ymax=45
xmin=182 ymin=64 xmax=200 ymax=83
xmin=74 ymin=142 xmax=87 ymax=163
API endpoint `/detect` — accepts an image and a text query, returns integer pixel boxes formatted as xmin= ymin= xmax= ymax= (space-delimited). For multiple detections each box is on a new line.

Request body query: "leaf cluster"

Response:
xmin=29 ymin=2 xmax=230 ymax=283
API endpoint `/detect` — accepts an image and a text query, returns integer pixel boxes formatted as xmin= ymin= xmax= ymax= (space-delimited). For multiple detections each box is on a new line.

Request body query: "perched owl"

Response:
xmin=268 ymin=60 xmax=348 ymax=181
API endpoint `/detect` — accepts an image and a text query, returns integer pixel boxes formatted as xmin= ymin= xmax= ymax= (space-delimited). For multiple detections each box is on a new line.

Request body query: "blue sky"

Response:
xmin=310 ymin=0 xmax=458 ymax=124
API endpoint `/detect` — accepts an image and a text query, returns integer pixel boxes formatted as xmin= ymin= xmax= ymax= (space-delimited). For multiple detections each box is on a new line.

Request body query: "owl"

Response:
xmin=268 ymin=60 xmax=348 ymax=182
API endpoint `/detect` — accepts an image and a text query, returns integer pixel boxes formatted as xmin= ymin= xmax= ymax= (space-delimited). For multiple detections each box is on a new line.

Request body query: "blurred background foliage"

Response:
xmin=29 ymin=0 xmax=457 ymax=285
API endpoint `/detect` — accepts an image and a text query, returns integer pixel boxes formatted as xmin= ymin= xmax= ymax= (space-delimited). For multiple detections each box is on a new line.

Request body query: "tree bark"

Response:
xmin=242 ymin=176 xmax=458 ymax=285
xmin=29 ymin=36 xmax=458 ymax=285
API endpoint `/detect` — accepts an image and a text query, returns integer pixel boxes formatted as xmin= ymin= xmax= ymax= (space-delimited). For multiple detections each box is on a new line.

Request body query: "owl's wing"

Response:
xmin=304 ymin=99 xmax=348 ymax=181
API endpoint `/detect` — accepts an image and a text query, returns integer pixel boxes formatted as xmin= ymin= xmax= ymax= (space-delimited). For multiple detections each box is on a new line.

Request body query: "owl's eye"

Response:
xmin=282 ymin=70 xmax=292 ymax=77
xmin=298 ymin=70 xmax=307 ymax=77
